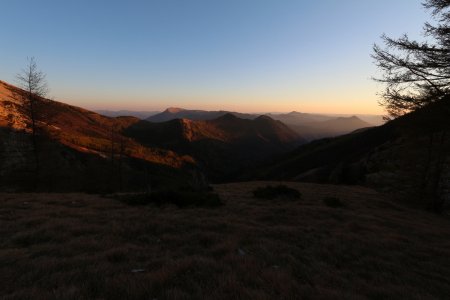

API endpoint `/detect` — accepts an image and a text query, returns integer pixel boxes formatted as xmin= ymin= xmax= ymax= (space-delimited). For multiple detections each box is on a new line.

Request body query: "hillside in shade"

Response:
xmin=127 ymin=113 xmax=304 ymax=180
xmin=250 ymin=99 xmax=450 ymax=210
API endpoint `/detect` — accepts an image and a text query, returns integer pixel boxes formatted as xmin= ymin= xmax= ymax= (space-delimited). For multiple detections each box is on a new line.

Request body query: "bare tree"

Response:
xmin=16 ymin=57 xmax=49 ymax=188
xmin=109 ymin=123 xmax=129 ymax=191
xmin=109 ymin=123 xmax=117 ymax=191
xmin=118 ymin=136 xmax=128 ymax=192
xmin=372 ymin=0 xmax=450 ymax=119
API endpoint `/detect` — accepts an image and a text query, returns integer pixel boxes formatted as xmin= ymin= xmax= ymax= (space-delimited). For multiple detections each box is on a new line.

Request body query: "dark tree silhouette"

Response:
xmin=15 ymin=57 xmax=49 ymax=188
xmin=108 ymin=123 xmax=128 ymax=192
xmin=373 ymin=1 xmax=450 ymax=211
xmin=373 ymin=0 xmax=450 ymax=119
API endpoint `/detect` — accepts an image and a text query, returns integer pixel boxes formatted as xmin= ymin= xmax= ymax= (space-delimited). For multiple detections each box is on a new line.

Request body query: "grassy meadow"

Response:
xmin=1 ymin=182 xmax=450 ymax=299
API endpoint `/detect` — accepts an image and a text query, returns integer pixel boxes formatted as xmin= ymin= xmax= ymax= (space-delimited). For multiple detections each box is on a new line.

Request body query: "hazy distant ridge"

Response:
xmin=147 ymin=107 xmax=255 ymax=122
xmin=95 ymin=110 xmax=159 ymax=119
xmin=146 ymin=107 xmax=380 ymax=141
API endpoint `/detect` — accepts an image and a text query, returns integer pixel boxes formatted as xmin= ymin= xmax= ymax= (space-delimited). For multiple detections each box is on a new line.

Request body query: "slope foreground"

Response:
xmin=1 ymin=182 xmax=450 ymax=299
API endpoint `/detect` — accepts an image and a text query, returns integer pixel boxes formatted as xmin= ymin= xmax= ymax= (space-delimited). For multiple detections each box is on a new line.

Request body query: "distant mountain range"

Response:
xmin=95 ymin=110 xmax=159 ymax=119
xmin=97 ymin=107 xmax=383 ymax=130
xmin=146 ymin=107 xmax=255 ymax=122
xmin=279 ymin=115 xmax=373 ymax=141
xmin=146 ymin=107 xmax=377 ymax=141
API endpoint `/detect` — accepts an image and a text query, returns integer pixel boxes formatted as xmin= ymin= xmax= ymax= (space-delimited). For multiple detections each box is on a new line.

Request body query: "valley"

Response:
xmin=6 ymin=79 xmax=374 ymax=190
xmin=2 ymin=1 xmax=450 ymax=299
xmin=1 ymin=79 xmax=449 ymax=210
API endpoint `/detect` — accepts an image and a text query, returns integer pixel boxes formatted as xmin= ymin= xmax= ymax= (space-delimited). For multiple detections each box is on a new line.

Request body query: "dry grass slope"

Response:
xmin=1 ymin=182 xmax=450 ymax=299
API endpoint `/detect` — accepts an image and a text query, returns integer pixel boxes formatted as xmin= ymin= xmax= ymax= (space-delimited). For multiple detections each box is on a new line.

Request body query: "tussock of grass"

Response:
xmin=323 ymin=196 xmax=345 ymax=208
xmin=117 ymin=189 xmax=222 ymax=208
xmin=253 ymin=184 xmax=301 ymax=200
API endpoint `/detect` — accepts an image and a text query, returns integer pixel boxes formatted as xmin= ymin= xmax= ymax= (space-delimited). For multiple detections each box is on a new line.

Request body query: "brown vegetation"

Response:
xmin=1 ymin=181 xmax=450 ymax=299
xmin=0 ymin=80 xmax=195 ymax=170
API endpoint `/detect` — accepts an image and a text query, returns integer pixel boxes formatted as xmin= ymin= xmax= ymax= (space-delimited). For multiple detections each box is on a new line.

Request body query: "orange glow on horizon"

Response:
xmin=49 ymin=81 xmax=385 ymax=115
xmin=62 ymin=94 xmax=384 ymax=116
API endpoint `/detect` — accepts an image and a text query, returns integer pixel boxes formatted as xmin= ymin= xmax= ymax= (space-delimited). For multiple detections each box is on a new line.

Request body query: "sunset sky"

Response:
xmin=0 ymin=0 xmax=428 ymax=114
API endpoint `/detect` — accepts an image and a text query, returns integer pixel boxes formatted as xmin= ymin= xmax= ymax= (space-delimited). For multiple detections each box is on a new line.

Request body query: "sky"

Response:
xmin=0 ymin=0 xmax=430 ymax=114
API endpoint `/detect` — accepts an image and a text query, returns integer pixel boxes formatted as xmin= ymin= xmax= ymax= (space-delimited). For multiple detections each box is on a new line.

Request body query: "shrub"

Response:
xmin=117 ymin=189 xmax=222 ymax=208
xmin=253 ymin=184 xmax=301 ymax=200
xmin=323 ymin=197 xmax=345 ymax=208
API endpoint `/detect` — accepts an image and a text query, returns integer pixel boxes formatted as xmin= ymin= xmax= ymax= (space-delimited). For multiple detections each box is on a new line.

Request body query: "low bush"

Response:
xmin=323 ymin=196 xmax=345 ymax=208
xmin=253 ymin=184 xmax=301 ymax=200
xmin=117 ymin=189 xmax=222 ymax=208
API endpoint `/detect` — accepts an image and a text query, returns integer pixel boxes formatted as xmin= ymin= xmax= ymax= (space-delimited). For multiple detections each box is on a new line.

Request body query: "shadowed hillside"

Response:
xmin=126 ymin=113 xmax=305 ymax=180
xmin=251 ymin=99 xmax=450 ymax=210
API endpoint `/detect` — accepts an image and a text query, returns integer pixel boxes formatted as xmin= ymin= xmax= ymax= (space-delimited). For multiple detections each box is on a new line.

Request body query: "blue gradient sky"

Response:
xmin=0 ymin=0 xmax=428 ymax=113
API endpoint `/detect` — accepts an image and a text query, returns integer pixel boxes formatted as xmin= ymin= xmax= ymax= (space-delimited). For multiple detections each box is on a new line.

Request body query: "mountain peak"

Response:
xmin=288 ymin=111 xmax=300 ymax=114
xmin=165 ymin=107 xmax=185 ymax=114
xmin=217 ymin=112 xmax=238 ymax=120
xmin=255 ymin=115 xmax=274 ymax=122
